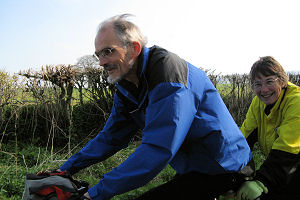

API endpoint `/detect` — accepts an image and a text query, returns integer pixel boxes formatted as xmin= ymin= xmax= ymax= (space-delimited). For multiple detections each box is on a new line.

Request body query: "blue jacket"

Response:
xmin=60 ymin=46 xmax=252 ymax=200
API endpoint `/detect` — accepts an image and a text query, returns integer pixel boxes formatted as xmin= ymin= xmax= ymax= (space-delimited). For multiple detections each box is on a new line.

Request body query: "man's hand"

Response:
xmin=37 ymin=169 xmax=63 ymax=176
xmin=236 ymin=180 xmax=268 ymax=200
xmin=82 ymin=192 xmax=92 ymax=199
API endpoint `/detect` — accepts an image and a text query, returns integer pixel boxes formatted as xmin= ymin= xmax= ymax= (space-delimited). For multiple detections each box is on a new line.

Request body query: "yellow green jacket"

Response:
xmin=241 ymin=82 xmax=300 ymax=156
xmin=240 ymin=82 xmax=300 ymax=192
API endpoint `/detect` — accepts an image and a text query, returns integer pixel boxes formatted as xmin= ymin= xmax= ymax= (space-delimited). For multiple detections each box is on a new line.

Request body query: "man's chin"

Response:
xmin=107 ymin=68 xmax=132 ymax=84
xmin=107 ymin=76 xmax=121 ymax=84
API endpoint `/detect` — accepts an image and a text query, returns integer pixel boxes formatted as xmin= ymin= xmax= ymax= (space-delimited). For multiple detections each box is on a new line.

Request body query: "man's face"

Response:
xmin=252 ymin=74 xmax=283 ymax=105
xmin=94 ymin=25 xmax=134 ymax=84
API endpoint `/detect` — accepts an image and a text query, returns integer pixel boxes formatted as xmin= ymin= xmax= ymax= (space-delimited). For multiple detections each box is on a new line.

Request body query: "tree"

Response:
xmin=73 ymin=55 xmax=114 ymax=114
xmin=73 ymin=55 xmax=99 ymax=105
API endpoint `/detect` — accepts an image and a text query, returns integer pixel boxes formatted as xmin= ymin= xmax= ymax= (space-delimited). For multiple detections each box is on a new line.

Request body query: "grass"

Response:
xmin=0 ymin=141 xmax=265 ymax=200
xmin=0 ymin=141 xmax=176 ymax=200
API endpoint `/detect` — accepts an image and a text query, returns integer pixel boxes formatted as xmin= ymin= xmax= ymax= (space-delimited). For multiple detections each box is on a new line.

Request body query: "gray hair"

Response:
xmin=97 ymin=14 xmax=148 ymax=48
xmin=250 ymin=56 xmax=289 ymax=87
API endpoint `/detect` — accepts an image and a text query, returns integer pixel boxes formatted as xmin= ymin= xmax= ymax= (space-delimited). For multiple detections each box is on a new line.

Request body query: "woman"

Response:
xmin=236 ymin=56 xmax=300 ymax=200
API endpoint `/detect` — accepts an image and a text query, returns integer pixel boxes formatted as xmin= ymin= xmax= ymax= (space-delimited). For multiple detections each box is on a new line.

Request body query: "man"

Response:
xmin=59 ymin=14 xmax=252 ymax=200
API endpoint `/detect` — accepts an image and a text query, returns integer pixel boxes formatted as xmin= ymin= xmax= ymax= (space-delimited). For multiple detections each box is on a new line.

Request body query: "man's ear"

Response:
xmin=131 ymin=41 xmax=142 ymax=59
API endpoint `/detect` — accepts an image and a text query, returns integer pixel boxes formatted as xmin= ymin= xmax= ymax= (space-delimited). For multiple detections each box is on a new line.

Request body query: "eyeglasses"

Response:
xmin=252 ymin=78 xmax=279 ymax=90
xmin=93 ymin=47 xmax=116 ymax=61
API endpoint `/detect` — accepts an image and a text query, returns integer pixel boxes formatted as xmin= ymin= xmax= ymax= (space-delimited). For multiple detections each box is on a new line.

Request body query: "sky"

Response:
xmin=0 ymin=0 xmax=299 ymax=75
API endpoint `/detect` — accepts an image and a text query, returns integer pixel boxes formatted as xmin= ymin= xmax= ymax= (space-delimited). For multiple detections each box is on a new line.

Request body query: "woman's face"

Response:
xmin=252 ymin=74 xmax=283 ymax=105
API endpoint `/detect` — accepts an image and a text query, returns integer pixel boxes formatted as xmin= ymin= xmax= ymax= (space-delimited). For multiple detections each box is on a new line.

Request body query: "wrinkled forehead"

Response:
xmin=251 ymin=65 xmax=277 ymax=82
xmin=94 ymin=24 xmax=120 ymax=51
xmin=254 ymin=72 xmax=277 ymax=81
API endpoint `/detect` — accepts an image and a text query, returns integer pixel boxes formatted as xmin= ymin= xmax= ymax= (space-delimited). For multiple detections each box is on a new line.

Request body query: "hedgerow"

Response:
xmin=0 ymin=67 xmax=299 ymax=199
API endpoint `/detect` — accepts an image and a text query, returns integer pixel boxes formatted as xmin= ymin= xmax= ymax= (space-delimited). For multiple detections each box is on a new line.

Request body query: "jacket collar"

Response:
xmin=116 ymin=47 xmax=150 ymax=107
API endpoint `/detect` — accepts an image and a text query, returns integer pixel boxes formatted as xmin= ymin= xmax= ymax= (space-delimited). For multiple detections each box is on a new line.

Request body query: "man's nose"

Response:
xmin=98 ymin=57 xmax=108 ymax=66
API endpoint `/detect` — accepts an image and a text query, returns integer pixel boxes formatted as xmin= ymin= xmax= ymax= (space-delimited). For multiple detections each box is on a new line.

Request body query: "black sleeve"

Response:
xmin=246 ymin=128 xmax=258 ymax=150
xmin=146 ymin=46 xmax=188 ymax=91
xmin=255 ymin=149 xmax=300 ymax=192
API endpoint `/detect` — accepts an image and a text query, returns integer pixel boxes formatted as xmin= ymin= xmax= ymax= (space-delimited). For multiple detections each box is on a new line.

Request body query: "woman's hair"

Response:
xmin=250 ymin=56 xmax=289 ymax=87
xmin=98 ymin=14 xmax=148 ymax=48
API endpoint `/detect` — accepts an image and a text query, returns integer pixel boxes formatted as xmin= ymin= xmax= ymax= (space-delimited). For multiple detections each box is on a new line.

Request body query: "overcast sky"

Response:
xmin=1 ymin=0 xmax=299 ymax=75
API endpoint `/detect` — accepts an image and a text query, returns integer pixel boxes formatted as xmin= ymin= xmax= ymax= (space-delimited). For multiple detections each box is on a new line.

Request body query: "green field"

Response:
xmin=0 ymin=142 xmax=177 ymax=200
